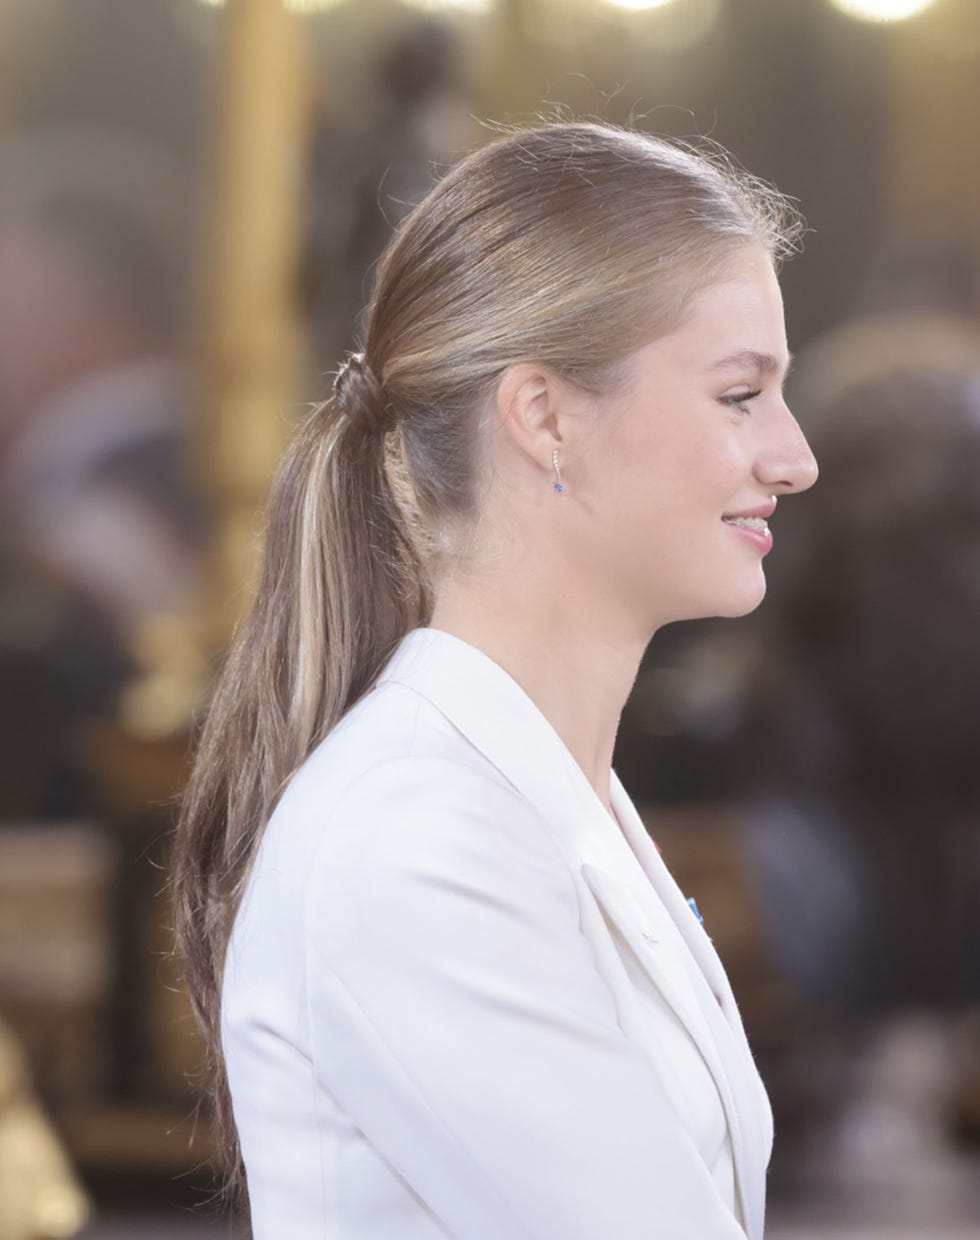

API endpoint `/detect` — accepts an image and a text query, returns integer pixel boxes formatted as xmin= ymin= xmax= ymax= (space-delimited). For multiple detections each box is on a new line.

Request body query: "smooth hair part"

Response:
xmin=171 ymin=118 xmax=806 ymax=1216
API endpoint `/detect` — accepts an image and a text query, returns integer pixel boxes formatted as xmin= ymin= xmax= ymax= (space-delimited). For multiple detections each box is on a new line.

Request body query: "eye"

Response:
xmin=722 ymin=389 xmax=762 ymax=416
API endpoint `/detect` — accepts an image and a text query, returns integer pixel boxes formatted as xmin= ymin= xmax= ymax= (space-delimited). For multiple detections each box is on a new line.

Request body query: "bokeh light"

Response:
xmin=827 ymin=0 xmax=937 ymax=22
xmin=601 ymin=0 xmax=677 ymax=11
xmin=399 ymin=0 xmax=495 ymax=13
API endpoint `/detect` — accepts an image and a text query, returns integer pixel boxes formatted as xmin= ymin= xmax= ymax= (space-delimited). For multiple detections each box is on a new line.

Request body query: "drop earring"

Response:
xmin=552 ymin=448 xmax=564 ymax=494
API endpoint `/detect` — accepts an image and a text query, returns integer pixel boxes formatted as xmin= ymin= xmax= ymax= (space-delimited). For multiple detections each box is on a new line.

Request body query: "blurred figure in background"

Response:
xmin=730 ymin=310 xmax=980 ymax=1215
xmin=0 ymin=129 xmax=207 ymax=818
xmin=303 ymin=20 xmax=478 ymax=368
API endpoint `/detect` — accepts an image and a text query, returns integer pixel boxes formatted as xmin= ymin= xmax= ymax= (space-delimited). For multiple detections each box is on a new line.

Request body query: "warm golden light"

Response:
xmin=400 ymin=0 xmax=495 ymax=11
xmin=827 ymin=0 xmax=937 ymax=21
xmin=197 ymin=0 xmax=493 ymax=9
xmin=601 ymin=0 xmax=677 ymax=10
xmin=196 ymin=0 xmax=348 ymax=11
xmin=596 ymin=0 xmax=720 ymax=49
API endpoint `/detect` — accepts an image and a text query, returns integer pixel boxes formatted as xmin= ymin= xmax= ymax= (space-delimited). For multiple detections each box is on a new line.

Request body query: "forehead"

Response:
xmin=676 ymin=255 xmax=791 ymax=371
xmin=619 ymin=248 xmax=791 ymax=386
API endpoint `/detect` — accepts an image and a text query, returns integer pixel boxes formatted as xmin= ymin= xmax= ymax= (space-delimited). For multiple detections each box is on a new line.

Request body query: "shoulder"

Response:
xmin=312 ymin=749 xmax=556 ymax=874
xmin=272 ymin=678 xmax=507 ymax=836
xmin=260 ymin=679 xmax=568 ymax=889
xmin=301 ymin=750 xmax=577 ymax=959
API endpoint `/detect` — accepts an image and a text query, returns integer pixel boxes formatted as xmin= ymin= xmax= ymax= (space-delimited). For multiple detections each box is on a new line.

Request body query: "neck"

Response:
xmin=428 ymin=584 xmax=648 ymax=811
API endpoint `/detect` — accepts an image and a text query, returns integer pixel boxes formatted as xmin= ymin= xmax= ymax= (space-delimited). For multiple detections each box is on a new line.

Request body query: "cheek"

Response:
xmin=586 ymin=406 xmax=747 ymax=531
xmin=685 ymin=432 xmax=751 ymax=505
xmin=603 ymin=444 xmax=695 ymax=562
xmin=576 ymin=427 xmax=672 ymax=571
xmin=641 ymin=431 xmax=742 ymax=515
xmin=605 ymin=432 xmax=677 ymax=523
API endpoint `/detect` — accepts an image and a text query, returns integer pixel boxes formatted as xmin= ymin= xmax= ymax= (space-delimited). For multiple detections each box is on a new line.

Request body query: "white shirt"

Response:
xmin=221 ymin=625 xmax=774 ymax=1238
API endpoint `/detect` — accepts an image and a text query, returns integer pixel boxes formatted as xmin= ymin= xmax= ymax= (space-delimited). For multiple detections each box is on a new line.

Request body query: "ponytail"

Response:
xmin=171 ymin=361 xmax=428 ymax=1212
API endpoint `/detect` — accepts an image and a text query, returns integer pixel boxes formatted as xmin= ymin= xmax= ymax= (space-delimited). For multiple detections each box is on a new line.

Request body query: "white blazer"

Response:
xmin=221 ymin=625 xmax=774 ymax=1239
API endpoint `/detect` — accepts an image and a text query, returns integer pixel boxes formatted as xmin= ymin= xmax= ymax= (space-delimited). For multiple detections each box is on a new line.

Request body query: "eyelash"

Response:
xmin=723 ymin=389 xmax=762 ymax=416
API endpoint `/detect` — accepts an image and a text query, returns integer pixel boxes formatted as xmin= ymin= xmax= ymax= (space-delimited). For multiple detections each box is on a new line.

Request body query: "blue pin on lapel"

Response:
xmin=686 ymin=895 xmax=712 ymax=941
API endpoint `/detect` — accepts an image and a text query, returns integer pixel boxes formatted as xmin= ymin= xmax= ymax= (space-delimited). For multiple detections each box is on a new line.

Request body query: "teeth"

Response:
xmin=723 ymin=516 xmax=769 ymax=532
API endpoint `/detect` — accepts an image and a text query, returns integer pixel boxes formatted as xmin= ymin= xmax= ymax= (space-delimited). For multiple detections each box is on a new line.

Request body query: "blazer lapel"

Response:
xmin=577 ymin=857 xmax=748 ymax=1190
xmin=376 ymin=626 xmax=768 ymax=1239
xmin=375 ymin=626 xmax=596 ymax=835
xmin=609 ymin=772 xmax=747 ymax=1036
xmin=608 ymin=773 xmax=771 ymax=1240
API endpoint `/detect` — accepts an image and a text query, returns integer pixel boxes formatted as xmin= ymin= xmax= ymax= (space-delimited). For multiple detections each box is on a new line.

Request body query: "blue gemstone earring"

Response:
xmin=552 ymin=448 xmax=564 ymax=494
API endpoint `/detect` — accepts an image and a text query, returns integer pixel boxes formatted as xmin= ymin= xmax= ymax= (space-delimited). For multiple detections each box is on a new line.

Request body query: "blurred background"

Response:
xmin=0 ymin=0 xmax=977 ymax=1236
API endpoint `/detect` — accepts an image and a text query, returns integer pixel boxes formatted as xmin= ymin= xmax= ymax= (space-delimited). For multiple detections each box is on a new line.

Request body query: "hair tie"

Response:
xmin=332 ymin=351 xmax=396 ymax=436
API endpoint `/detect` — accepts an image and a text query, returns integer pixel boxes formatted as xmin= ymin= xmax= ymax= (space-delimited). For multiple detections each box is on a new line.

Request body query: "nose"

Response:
xmin=756 ymin=402 xmax=819 ymax=495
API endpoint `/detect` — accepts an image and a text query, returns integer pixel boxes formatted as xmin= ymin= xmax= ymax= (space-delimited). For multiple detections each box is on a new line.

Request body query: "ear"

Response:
xmin=493 ymin=361 xmax=565 ymax=472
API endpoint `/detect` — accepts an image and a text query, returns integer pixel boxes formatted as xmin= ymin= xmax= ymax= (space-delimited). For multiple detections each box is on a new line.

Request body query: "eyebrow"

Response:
xmin=706 ymin=349 xmax=795 ymax=382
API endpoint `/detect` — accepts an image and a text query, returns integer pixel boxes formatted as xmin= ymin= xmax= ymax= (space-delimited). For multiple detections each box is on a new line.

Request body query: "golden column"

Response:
xmin=195 ymin=0 xmax=315 ymax=653
xmin=117 ymin=0 xmax=315 ymax=741
xmin=107 ymin=0 xmax=316 ymax=1112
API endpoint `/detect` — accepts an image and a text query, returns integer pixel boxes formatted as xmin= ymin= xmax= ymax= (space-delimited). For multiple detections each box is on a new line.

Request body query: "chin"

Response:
xmin=648 ymin=568 xmax=768 ymax=625
xmin=696 ymin=573 xmax=768 ymax=621
xmin=725 ymin=576 xmax=768 ymax=618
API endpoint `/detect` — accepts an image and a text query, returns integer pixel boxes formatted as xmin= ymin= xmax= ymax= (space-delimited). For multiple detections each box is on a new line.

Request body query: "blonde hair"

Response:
xmin=171 ymin=117 xmax=806 ymax=1217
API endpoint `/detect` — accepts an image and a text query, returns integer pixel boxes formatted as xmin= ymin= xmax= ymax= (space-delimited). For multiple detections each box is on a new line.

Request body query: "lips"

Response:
xmin=722 ymin=515 xmax=769 ymax=532
xmin=722 ymin=499 xmax=777 ymax=521
xmin=722 ymin=509 xmax=775 ymax=555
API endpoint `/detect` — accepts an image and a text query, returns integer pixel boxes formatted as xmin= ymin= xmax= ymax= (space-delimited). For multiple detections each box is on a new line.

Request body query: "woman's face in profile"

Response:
xmin=579 ymin=244 xmax=818 ymax=631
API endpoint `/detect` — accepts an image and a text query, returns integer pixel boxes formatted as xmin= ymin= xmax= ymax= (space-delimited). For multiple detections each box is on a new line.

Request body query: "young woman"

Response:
xmin=173 ymin=119 xmax=818 ymax=1239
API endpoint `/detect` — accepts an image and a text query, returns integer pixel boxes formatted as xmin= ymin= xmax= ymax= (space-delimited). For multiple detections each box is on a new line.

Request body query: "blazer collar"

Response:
xmin=376 ymin=625 xmax=770 ymax=1239
xmin=377 ymin=625 xmax=593 ymax=842
xmin=375 ymin=626 xmax=749 ymax=1013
